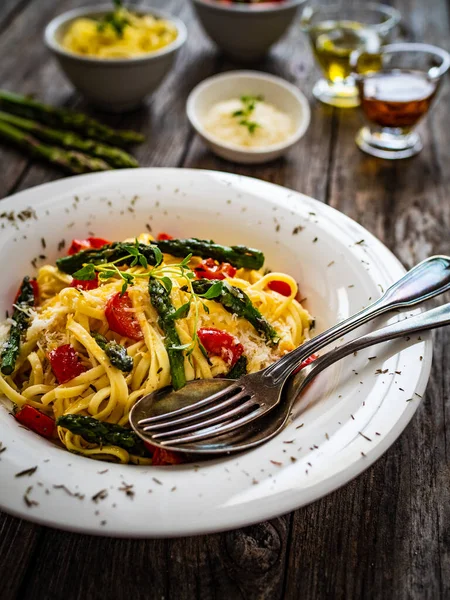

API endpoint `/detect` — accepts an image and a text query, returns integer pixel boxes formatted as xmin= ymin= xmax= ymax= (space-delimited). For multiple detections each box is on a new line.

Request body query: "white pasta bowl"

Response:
xmin=186 ymin=70 xmax=311 ymax=164
xmin=0 ymin=169 xmax=431 ymax=538
xmin=44 ymin=5 xmax=187 ymax=112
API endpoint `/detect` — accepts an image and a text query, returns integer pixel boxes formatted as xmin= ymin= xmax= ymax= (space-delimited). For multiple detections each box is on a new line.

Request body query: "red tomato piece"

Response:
xmin=268 ymin=280 xmax=292 ymax=297
xmin=197 ymin=327 xmax=244 ymax=367
xmin=67 ymin=237 xmax=110 ymax=255
xmin=70 ymin=273 xmax=99 ymax=291
xmin=48 ymin=344 xmax=86 ymax=384
xmin=15 ymin=405 xmax=55 ymax=438
xmin=194 ymin=258 xmax=237 ymax=280
xmin=105 ymin=292 xmax=143 ymax=341
xmin=220 ymin=263 xmax=237 ymax=278
xmin=149 ymin=445 xmax=184 ymax=466
xmin=14 ymin=279 xmax=39 ymax=305
xmin=156 ymin=232 xmax=173 ymax=240
xmin=293 ymin=354 xmax=318 ymax=374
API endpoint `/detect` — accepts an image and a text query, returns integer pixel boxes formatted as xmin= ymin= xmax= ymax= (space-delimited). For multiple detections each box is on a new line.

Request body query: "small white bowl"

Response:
xmin=191 ymin=0 xmax=307 ymax=62
xmin=186 ymin=71 xmax=311 ymax=164
xmin=44 ymin=5 xmax=187 ymax=112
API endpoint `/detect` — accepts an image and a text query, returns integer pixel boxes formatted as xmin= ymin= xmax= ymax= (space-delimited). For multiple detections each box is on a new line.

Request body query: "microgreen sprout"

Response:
xmin=231 ymin=94 xmax=264 ymax=134
xmin=72 ymin=245 xmax=215 ymax=357
xmin=97 ymin=0 xmax=129 ymax=37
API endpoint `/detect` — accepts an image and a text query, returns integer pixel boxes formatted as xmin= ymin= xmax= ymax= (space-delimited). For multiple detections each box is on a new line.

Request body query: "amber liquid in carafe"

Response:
xmin=358 ymin=69 xmax=438 ymax=129
xmin=310 ymin=20 xmax=381 ymax=82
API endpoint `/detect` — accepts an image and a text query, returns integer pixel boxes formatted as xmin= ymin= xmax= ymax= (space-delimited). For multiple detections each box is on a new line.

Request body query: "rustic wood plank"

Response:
xmin=21 ymin=517 xmax=290 ymax=600
xmin=19 ymin=529 xmax=169 ymax=600
xmin=284 ymin=0 xmax=450 ymax=598
xmin=0 ymin=515 xmax=42 ymax=600
xmin=0 ymin=0 xmax=33 ymax=34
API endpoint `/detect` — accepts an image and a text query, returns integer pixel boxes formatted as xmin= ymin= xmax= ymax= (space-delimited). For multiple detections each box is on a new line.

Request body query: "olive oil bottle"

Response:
xmin=309 ymin=20 xmax=381 ymax=83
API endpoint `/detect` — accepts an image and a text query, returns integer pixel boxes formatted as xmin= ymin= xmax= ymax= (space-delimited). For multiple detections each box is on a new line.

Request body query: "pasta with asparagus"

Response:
xmin=0 ymin=232 xmax=313 ymax=465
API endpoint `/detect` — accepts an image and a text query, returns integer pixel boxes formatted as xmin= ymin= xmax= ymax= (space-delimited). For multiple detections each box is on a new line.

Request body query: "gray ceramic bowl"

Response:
xmin=44 ymin=4 xmax=187 ymax=112
xmin=190 ymin=0 xmax=306 ymax=62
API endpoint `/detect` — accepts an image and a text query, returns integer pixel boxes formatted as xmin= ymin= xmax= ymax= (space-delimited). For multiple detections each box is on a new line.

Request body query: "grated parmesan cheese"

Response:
xmin=26 ymin=307 xmax=69 ymax=344
xmin=204 ymin=98 xmax=294 ymax=150
xmin=0 ymin=322 xmax=11 ymax=351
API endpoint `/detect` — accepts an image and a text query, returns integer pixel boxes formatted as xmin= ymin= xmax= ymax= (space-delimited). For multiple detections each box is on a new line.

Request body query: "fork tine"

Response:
xmin=157 ymin=405 xmax=266 ymax=446
xmin=140 ymin=389 xmax=252 ymax=431
xmin=150 ymin=398 xmax=258 ymax=439
xmin=137 ymin=382 xmax=241 ymax=425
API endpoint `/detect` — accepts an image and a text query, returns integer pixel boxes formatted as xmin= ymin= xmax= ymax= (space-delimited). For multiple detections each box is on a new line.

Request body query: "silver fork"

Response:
xmin=130 ymin=255 xmax=450 ymax=445
xmin=133 ymin=300 xmax=450 ymax=454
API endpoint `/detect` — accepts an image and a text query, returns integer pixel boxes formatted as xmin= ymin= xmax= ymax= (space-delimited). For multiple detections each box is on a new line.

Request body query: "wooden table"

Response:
xmin=1 ymin=1 xmax=449 ymax=598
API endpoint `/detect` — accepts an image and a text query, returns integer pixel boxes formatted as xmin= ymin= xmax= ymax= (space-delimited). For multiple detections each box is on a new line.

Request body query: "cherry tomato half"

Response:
xmin=15 ymin=405 xmax=55 ymax=439
xmin=71 ymin=273 xmax=99 ymax=291
xmin=156 ymin=232 xmax=173 ymax=241
xmin=293 ymin=354 xmax=318 ymax=375
xmin=144 ymin=443 xmax=184 ymax=465
xmin=48 ymin=344 xmax=86 ymax=384
xmin=197 ymin=327 xmax=243 ymax=367
xmin=194 ymin=258 xmax=237 ymax=280
xmin=105 ymin=292 xmax=143 ymax=341
xmin=268 ymin=280 xmax=292 ymax=297
xmin=67 ymin=237 xmax=111 ymax=255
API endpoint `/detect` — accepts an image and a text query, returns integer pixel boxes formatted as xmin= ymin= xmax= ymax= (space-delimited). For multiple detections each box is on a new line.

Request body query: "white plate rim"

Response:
xmin=0 ymin=168 xmax=432 ymax=538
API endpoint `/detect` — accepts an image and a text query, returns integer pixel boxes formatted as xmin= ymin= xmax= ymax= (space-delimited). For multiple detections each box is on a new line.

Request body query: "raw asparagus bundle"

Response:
xmin=0 ymin=89 xmax=144 ymax=147
xmin=0 ymin=111 xmax=138 ymax=169
xmin=0 ymin=120 xmax=112 ymax=174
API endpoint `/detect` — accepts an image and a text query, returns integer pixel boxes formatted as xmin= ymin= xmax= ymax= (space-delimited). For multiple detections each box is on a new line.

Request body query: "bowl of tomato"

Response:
xmin=190 ymin=0 xmax=307 ymax=62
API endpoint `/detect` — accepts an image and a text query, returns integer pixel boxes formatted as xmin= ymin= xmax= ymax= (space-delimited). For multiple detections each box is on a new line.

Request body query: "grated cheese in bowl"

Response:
xmin=203 ymin=95 xmax=295 ymax=150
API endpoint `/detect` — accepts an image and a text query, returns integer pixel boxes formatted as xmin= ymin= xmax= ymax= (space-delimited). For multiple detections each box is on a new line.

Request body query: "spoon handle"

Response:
xmin=297 ymin=301 xmax=450 ymax=392
xmin=265 ymin=255 xmax=450 ymax=384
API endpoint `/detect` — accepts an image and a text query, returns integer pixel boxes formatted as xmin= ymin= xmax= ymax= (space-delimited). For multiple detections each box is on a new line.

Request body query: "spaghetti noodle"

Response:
xmin=0 ymin=233 xmax=313 ymax=465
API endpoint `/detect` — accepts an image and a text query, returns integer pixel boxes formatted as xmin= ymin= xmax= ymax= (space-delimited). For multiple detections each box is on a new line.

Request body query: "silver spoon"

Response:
xmin=132 ymin=301 xmax=450 ymax=454
xmin=130 ymin=255 xmax=450 ymax=446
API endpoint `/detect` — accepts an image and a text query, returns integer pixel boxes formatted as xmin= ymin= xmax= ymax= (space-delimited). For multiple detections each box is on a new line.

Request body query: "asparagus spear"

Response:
xmin=189 ymin=279 xmax=280 ymax=345
xmin=0 ymin=120 xmax=112 ymax=174
xmin=0 ymin=90 xmax=144 ymax=147
xmin=1 ymin=277 xmax=36 ymax=375
xmin=228 ymin=355 xmax=248 ymax=379
xmin=93 ymin=333 xmax=133 ymax=372
xmin=56 ymin=242 xmax=161 ymax=274
xmin=0 ymin=111 xmax=138 ymax=169
xmin=155 ymin=238 xmax=265 ymax=270
xmin=56 ymin=239 xmax=264 ymax=274
xmin=149 ymin=277 xmax=186 ymax=390
xmin=56 ymin=414 xmax=149 ymax=456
